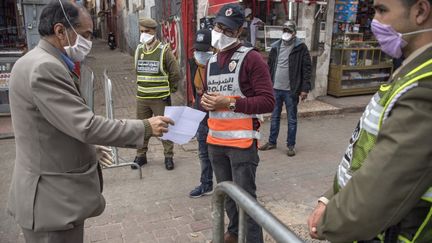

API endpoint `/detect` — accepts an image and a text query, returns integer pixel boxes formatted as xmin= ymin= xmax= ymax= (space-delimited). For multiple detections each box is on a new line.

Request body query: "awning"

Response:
xmin=208 ymin=0 xmax=240 ymax=15
xmin=208 ymin=0 xmax=327 ymax=16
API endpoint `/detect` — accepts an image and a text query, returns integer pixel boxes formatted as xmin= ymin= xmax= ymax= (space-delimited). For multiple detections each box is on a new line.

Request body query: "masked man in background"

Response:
xmin=189 ymin=29 xmax=216 ymax=198
xmin=133 ymin=17 xmax=180 ymax=170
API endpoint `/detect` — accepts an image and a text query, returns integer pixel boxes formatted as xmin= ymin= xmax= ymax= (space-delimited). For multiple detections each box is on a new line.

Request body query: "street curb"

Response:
xmin=261 ymin=104 xmax=365 ymax=121
xmin=0 ymin=133 xmax=14 ymax=140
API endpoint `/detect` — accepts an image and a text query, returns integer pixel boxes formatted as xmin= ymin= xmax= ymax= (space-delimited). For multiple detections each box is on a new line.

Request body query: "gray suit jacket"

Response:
xmin=7 ymin=39 xmax=147 ymax=232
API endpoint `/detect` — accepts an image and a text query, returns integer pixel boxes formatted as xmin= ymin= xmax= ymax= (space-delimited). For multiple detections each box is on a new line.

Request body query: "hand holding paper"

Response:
xmin=161 ymin=106 xmax=206 ymax=144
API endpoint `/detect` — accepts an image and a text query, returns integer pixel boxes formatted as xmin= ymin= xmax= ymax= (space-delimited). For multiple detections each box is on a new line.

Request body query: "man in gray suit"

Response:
xmin=7 ymin=1 xmax=173 ymax=242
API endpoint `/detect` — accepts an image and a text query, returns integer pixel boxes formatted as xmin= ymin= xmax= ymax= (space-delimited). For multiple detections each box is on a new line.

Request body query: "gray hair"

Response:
xmin=283 ymin=20 xmax=297 ymax=33
xmin=38 ymin=0 xmax=82 ymax=37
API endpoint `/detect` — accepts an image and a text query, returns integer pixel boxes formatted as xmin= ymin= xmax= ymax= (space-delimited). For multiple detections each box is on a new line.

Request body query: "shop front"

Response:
xmin=327 ymin=0 xmax=394 ymax=97
xmin=0 ymin=0 xmax=27 ymax=114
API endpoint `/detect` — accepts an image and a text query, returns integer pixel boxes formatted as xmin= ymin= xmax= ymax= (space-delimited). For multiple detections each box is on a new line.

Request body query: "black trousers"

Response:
xmin=208 ymin=141 xmax=264 ymax=243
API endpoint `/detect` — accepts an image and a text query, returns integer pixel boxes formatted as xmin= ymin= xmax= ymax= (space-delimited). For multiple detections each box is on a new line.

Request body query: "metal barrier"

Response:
xmin=103 ymin=69 xmax=143 ymax=179
xmin=79 ymin=64 xmax=94 ymax=110
xmin=212 ymin=181 xmax=304 ymax=243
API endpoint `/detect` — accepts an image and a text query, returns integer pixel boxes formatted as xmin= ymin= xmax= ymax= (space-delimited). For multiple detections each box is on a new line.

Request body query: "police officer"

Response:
xmin=308 ymin=0 xmax=432 ymax=241
xmin=133 ymin=18 xmax=180 ymax=170
xmin=201 ymin=4 xmax=275 ymax=243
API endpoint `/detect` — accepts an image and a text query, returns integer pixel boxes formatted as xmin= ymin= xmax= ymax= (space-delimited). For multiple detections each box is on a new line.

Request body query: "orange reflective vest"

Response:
xmin=206 ymin=46 xmax=260 ymax=148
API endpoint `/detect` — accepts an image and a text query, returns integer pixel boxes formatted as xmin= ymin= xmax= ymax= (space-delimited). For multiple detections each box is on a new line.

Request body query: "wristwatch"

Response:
xmin=228 ymin=98 xmax=236 ymax=111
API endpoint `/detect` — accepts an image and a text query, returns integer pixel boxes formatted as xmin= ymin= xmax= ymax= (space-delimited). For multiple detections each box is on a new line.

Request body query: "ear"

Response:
xmin=413 ymin=0 xmax=431 ymax=25
xmin=53 ymin=23 xmax=67 ymax=40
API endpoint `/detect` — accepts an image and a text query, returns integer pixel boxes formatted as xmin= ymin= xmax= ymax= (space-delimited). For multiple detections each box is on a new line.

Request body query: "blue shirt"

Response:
xmin=60 ymin=52 xmax=75 ymax=72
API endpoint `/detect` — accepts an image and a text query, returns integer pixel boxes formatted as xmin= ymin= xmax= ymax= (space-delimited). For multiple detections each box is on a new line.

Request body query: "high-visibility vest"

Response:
xmin=206 ymin=46 xmax=261 ymax=148
xmin=336 ymin=59 xmax=432 ymax=243
xmin=135 ymin=42 xmax=170 ymax=99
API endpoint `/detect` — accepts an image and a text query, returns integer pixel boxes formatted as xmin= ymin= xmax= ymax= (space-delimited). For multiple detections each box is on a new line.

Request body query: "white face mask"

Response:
xmin=211 ymin=30 xmax=237 ymax=50
xmin=64 ymin=30 xmax=92 ymax=62
xmin=58 ymin=0 xmax=92 ymax=62
xmin=282 ymin=32 xmax=293 ymax=42
xmin=140 ymin=32 xmax=154 ymax=44
xmin=194 ymin=51 xmax=213 ymax=66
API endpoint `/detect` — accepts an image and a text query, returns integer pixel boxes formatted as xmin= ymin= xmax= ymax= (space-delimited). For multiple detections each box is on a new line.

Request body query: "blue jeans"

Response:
xmin=197 ymin=116 xmax=213 ymax=186
xmin=195 ymin=95 xmax=213 ymax=187
xmin=268 ymin=89 xmax=299 ymax=147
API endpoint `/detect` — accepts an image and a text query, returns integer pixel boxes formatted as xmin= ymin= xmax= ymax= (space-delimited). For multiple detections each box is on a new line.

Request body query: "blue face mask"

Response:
xmin=194 ymin=51 xmax=213 ymax=65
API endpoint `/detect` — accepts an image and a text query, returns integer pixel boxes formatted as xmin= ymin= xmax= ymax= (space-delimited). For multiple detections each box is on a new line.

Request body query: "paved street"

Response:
xmin=0 ymin=40 xmax=362 ymax=243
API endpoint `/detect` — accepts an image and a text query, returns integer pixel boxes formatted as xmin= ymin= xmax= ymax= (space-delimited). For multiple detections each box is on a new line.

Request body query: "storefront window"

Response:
xmin=240 ymin=1 xmax=296 ymax=52
xmin=328 ymin=0 xmax=394 ymax=97
xmin=0 ymin=0 xmax=26 ymax=50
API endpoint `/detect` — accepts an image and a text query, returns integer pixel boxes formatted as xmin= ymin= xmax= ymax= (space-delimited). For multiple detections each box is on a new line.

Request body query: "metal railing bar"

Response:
xmin=212 ymin=181 xmax=304 ymax=243
xmin=238 ymin=207 xmax=246 ymax=243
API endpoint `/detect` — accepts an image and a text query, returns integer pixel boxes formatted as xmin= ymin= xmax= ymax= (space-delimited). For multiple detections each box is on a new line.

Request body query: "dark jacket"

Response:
xmin=268 ymin=38 xmax=312 ymax=95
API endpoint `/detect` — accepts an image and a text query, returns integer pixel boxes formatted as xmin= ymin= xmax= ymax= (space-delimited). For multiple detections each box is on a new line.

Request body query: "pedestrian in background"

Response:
xmin=259 ymin=20 xmax=312 ymax=156
xmin=133 ymin=17 xmax=180 ymax=170
xmin=189 ymin=29 xmax=215 ymax=198
xmin=201 ymin=4 xmax=275 ymax=243
xmin=7 ymin=1 xmax=173 ymax=242
xmin=308 ymin=0 xmax=432 ymax=241
xmin=243 ymin=7 xmax=264 ymax=47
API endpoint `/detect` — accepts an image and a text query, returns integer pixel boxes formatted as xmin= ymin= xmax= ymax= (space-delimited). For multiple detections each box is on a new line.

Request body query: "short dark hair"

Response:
xmin=38 ymin=0 xmax=81 ymax=37
xmin=401 ymin=0 xmax=432 ymax=6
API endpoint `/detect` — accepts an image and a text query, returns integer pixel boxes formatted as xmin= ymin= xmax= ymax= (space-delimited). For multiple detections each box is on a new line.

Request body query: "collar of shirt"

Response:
xmin=60 ymin=52 xmax=76 ymax=72
xmin=392 ymin=42 xmax=432 ymax=79
xmin=145 ymin=39 xmax=159 ymax=51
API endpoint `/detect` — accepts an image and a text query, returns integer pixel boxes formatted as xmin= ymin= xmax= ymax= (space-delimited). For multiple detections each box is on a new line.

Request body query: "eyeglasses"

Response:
xmin=214 ymin=23 xmax=236 ymax=38
xmin=282 ymin=29 xmax=294 ymax=34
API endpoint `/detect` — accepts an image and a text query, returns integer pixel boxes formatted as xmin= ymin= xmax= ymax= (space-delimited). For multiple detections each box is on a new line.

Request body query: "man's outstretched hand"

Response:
xmin=148 ymin=116 xmax=175 ymax=136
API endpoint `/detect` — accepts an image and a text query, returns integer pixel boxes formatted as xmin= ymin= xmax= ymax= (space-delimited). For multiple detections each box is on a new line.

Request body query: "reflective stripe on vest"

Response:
xmin=135 ymin=43 xmax=170 ymax=99
xmin=335 ymin=59 xmax=432 ymax=243
xmin=208 ymin=130 xmax=260 ymax=139
xmin=209 ymin=111 xmax=259 ymax=119
xmin=422 ymin=188 xmax=432 ymax=203
xmin=206 ymin=46 xmax=259 ymax=148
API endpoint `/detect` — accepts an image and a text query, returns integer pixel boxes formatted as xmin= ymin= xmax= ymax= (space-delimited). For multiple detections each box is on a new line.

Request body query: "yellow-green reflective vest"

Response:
xmin=336 ymin=59 xmax=432 ymax=243
xmin=135 ymin=43 xmax=170 ymax=99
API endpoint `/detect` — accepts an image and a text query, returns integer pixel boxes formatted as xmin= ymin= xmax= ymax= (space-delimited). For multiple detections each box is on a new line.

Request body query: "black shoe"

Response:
xmin=131 ymin=155 xmax=147 ymax=169
xmin=164 ymin=157 xmax=174 ymax=170
xmin=189 ymin=184 xmax=213 ymax=198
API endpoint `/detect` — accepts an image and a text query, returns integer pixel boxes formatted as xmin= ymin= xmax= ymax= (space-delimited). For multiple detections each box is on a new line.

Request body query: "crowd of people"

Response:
xmin=6 ymin=0 xmax=432 ymax=242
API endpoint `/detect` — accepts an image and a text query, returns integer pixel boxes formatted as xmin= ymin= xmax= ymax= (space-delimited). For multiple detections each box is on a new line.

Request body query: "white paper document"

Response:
xmin=161 ymin=106 xmax=206 ymax=145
